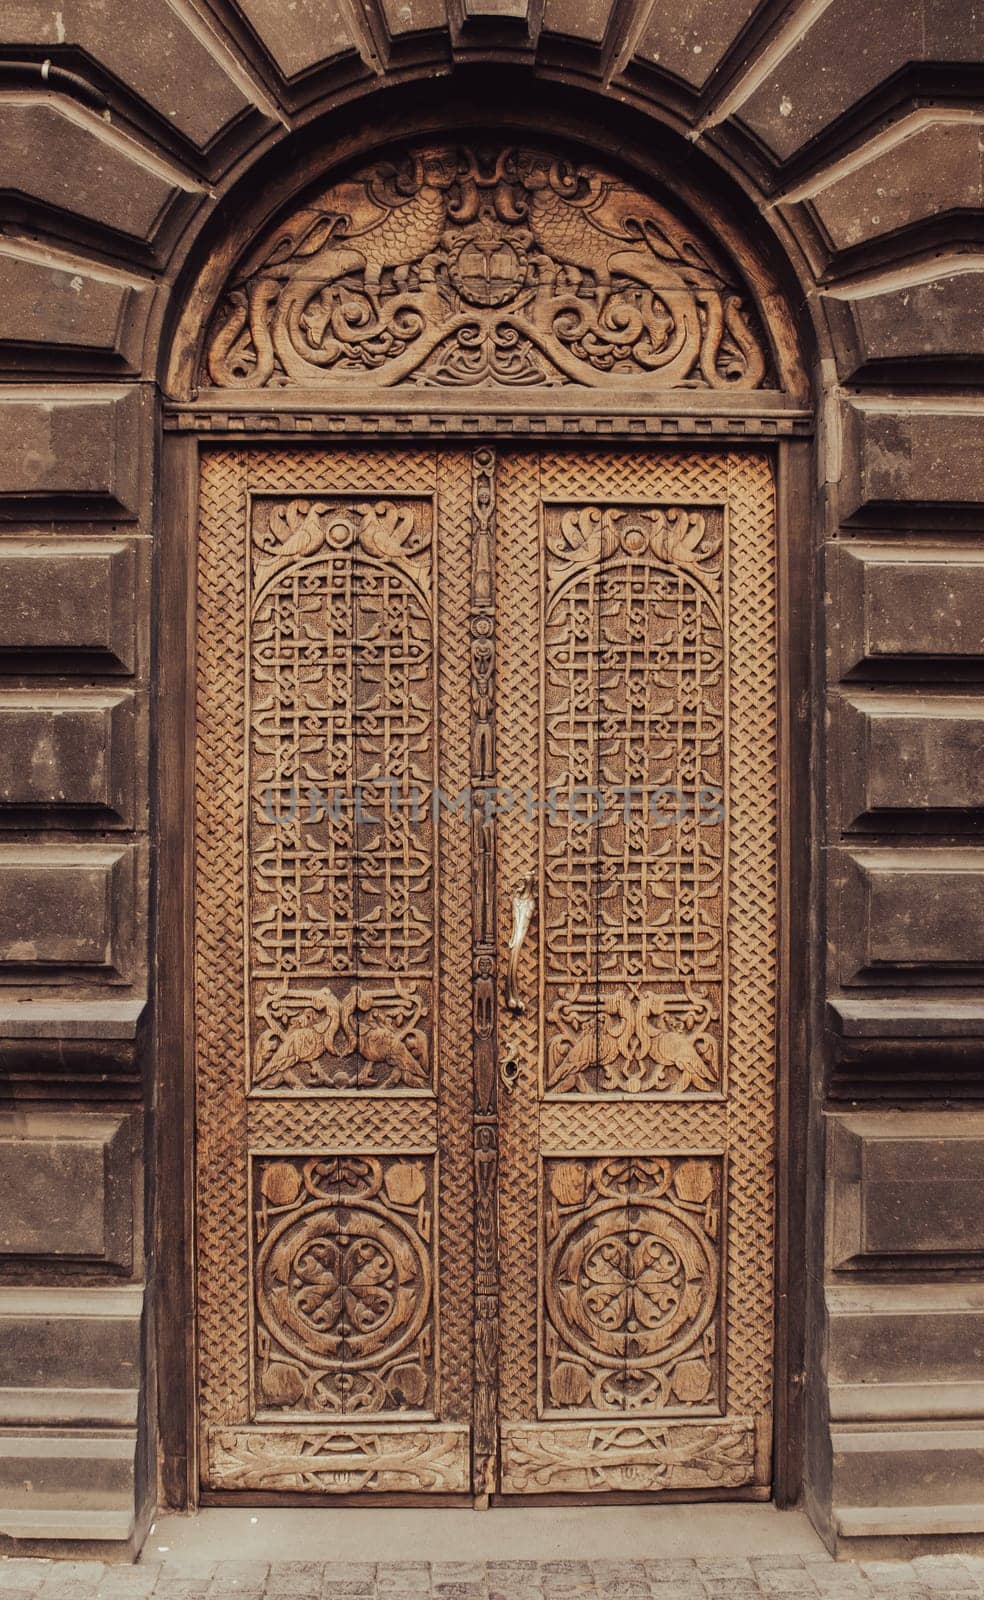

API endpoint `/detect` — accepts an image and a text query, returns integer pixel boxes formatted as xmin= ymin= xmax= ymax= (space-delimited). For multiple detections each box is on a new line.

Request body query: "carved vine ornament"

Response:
xmin=205 ymin=144 xmax=770 ymax=391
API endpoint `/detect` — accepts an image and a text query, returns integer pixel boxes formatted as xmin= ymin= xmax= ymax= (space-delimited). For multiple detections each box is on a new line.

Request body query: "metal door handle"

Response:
xmin=500 ymin=1039 xmax=520 ymax=1092
xmin=505 ymin=876 xmax=535 ymax=1012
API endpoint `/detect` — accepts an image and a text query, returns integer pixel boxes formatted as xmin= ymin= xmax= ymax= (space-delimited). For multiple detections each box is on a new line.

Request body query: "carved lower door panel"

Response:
xmin=195 ymin=447 xmax=475 ymax=1495
xmin=495 ymin=449 xmax=777 ymax=1497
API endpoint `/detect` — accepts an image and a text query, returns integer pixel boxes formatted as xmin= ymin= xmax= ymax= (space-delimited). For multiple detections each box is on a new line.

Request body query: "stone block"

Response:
xmin=829 ymin=692 xmax=984 ymax=828
xmin=0 ymin=1432 xmax=136 ymax=1512
xmin=0 ymin=843 xmax=136 ymax=980
xmin=0 ymin=691 xmax=139 ymax=826
xmin=0 ymin=538 xmax=139 ymax=673
xmin=0 ymin=100 xmax=197 ymax=252
xmin=839 ymin=404 xmax=984 ymax=520
xmin=0 ymin=388 xmax=147 ymax=516
xmin=832 ymin=1423 xmax=984 ymax=1510
xmin=377 ymin=0 xmax=448 ymax=44
xmin=826 ymin=268 xmax=984 ymax=379
xmin=542 ymin=0 xmax=616 ymax=46
xmin=0 ymin=1118 xmax=133 ymax=1268
xmin=631 ymin=0 xmax=762 ymax=88
xmin=828 ymin=543 xmax=984 ymax=675
xmin=828 ymin=1111 xmax=984 ymax=1268
xmin=0 ymin=240 xmax=152 ymax=372
xmin=736 ymin=3 xmax=976 ymax=163
xmin=831 ymin=848 xmax=984 ymax=984
xmin=828 ymin=1283 xmax=984 ymax=1420
xmin=803 ymin=119 xmax=983 ymax=258
xmin=237 ymin=0 xmax=366 ymax=75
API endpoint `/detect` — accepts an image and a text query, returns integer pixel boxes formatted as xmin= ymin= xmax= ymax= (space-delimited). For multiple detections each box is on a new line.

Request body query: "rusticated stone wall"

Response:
xmin=0 ymin=0 xmax=982 ymax=1562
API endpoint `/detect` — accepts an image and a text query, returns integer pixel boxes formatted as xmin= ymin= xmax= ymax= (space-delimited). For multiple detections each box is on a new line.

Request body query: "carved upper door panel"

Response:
xmin=204 ymin=142 xmax=771 ymax=393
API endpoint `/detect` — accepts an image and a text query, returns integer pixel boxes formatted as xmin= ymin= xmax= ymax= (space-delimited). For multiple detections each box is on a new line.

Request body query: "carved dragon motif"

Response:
xmin=205 ymin=143 xmax=770 ymax=392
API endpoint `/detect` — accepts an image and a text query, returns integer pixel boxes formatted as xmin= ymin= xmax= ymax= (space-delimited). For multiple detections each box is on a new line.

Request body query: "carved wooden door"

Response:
xmin=493 ymin=450 xmax=777 ymax=1498
xmin=194 ymin=445 xmax=777 ymax=1500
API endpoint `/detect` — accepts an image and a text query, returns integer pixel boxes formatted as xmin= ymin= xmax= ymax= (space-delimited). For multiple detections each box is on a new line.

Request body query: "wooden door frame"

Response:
xmin=153 ymin=420 xmax=816 ymax=1514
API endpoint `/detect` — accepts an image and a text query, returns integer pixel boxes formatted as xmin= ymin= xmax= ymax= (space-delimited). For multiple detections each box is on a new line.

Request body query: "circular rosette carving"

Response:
xmin=447 ymin=231 xmax=528 ymax=307
xmin=256 ymin=1201 xmax=430 ymax=1370
xmin=548 ymin=1200 xmax=717 ymax=1370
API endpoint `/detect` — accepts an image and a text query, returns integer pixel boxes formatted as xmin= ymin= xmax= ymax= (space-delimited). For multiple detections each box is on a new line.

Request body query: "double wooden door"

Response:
xmin=194 ymin=444 xmax=777 ymax=1499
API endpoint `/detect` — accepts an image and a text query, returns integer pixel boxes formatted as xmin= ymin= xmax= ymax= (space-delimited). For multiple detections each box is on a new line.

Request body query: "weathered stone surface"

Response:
xmin=829 ymin=543 xmax=984 ymax=676
xmin=828 ymin=1112 xmax=984 ymax=1268
xmin=832 ymin=1423 xmax=984 ymax=1511
xmin=831 ymin=847 xmax=984 ymax=984
xmin=542 ymin=0 xmax=616 ymax=46
xmin=0 ymin=242 xmax=152 ymax=372
xmin=0 ymin=1432 xmax=136 ymax=1514
xmin=0 ymin=1287 xmax=143 ymax=1394
xmin=828 ymin=1283 xmax=984 ymax=1418
xmin=839 ymin=405 xmax=984 ymax=520
xmin=0 ymin=0 xmax=266 ymax=151
xmin=0 ymin=1115 xmax=133 ymax=1266
xmin=0 ymin=100 xmax=198 ymax=251
xmin=0 ymin=692 xmax=139 ymax=825
xmin=0 ymin=389 xmax=147 ymax=516
xmin=829 ymin=693 xmax=984 ymax=827
xmin=826 ymin=267 xmax=984 ymax=377
xmin=377 ymin=0 xmax=449 ymax=43
xmin=0 ymin=539 xmax=139 ymax=672
xmin=632 ymin=0 xmax=762 ymax=88
xmin=236 ymin=0 xmax=366 ymax=76
xmin=736 ymin=1 xmax=984 ymax=163
xmin=0 ymin=843 xmax=136 ymax=979
xmin=802 ymin=119 xmax=983 ymax=258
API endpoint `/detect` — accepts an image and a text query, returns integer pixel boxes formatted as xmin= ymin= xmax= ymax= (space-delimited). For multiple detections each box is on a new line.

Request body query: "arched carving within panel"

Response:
xmin=204 ymin=143 xmax=772 ymax=392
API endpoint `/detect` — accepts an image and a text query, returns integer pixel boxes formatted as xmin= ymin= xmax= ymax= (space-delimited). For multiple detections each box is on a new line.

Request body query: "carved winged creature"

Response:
xmin=209 ymin=152 xmax=459 ymax=387
xmin=256 ymin=984 xmax=428 ymax=1090
xmin=516 ymin=152 xmax=765 ymax=389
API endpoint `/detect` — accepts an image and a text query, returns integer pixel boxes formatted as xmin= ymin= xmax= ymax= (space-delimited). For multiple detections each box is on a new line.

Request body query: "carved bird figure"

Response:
xmin=356 ymin=502 xmax=425 ymax=578
xmin=548 ymin=994 xmax=625 ymax=1094
xmin=517 ymin=154 xmax=703 ymax=382
xmin=256 ymin=1007 xmax=328 ymax=1088
xmin=649 ymin=1026 xmax=718 ymax=1093
xmin=255 ymin=500 xmax=331 ymax=585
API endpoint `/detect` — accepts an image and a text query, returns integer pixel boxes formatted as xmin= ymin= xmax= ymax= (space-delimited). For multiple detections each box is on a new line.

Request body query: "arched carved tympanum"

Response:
xmin=204 ymin=142 xmax=771 ymax=391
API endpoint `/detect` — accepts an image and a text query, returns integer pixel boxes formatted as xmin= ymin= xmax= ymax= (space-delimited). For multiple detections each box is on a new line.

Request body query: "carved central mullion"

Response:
xmin=469 ymin=444 xmax=500 ymax=1497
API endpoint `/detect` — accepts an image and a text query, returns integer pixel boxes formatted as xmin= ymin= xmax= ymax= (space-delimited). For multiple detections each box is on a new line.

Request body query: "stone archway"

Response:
xmin=175 ymin=131 xmax=807 ymax=1507
xmin=0 ymin=0 xmax=973 ymax=1560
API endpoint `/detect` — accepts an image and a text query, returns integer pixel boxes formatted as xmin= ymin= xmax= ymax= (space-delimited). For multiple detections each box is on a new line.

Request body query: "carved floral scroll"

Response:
xmin=205 ymin=143 xmax=770 ymax=392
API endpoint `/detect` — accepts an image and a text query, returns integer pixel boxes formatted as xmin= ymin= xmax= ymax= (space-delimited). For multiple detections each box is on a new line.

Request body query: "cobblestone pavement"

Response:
xmin=3 ymin=1555 xmax=984 ymax=1599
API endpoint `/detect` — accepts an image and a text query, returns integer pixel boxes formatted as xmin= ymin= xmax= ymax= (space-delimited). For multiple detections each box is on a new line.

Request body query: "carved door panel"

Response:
xmin=195 ymin=448 xmax=476 ymax=1495
xmin=495 ymin=450 xmax=777 ymax=1497
xmin=194 ymin=443 xmax=777 ymax=1501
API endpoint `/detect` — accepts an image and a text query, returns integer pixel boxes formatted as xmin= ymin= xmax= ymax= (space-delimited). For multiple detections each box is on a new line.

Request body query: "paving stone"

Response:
xmin=911 ymin=1562 xmax=979 ymax=1593
xmin=210 ymin=1562 xmax=269 ymax=1587
xmin=267 ymin=1563 xmax=324 ymax=1596
xmin=151 ymin=1584 xmax=213 ymax=1600
xmin=757 ymin=1574 xmax=819 ymax=1595
xmin=35 ymin=1561 xmax=106 ymax=1593
xmin=97 ymin=1574 xmax=164 ymax=1598
xmin=0 ymin=1565 xmax=52 ymax=1591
